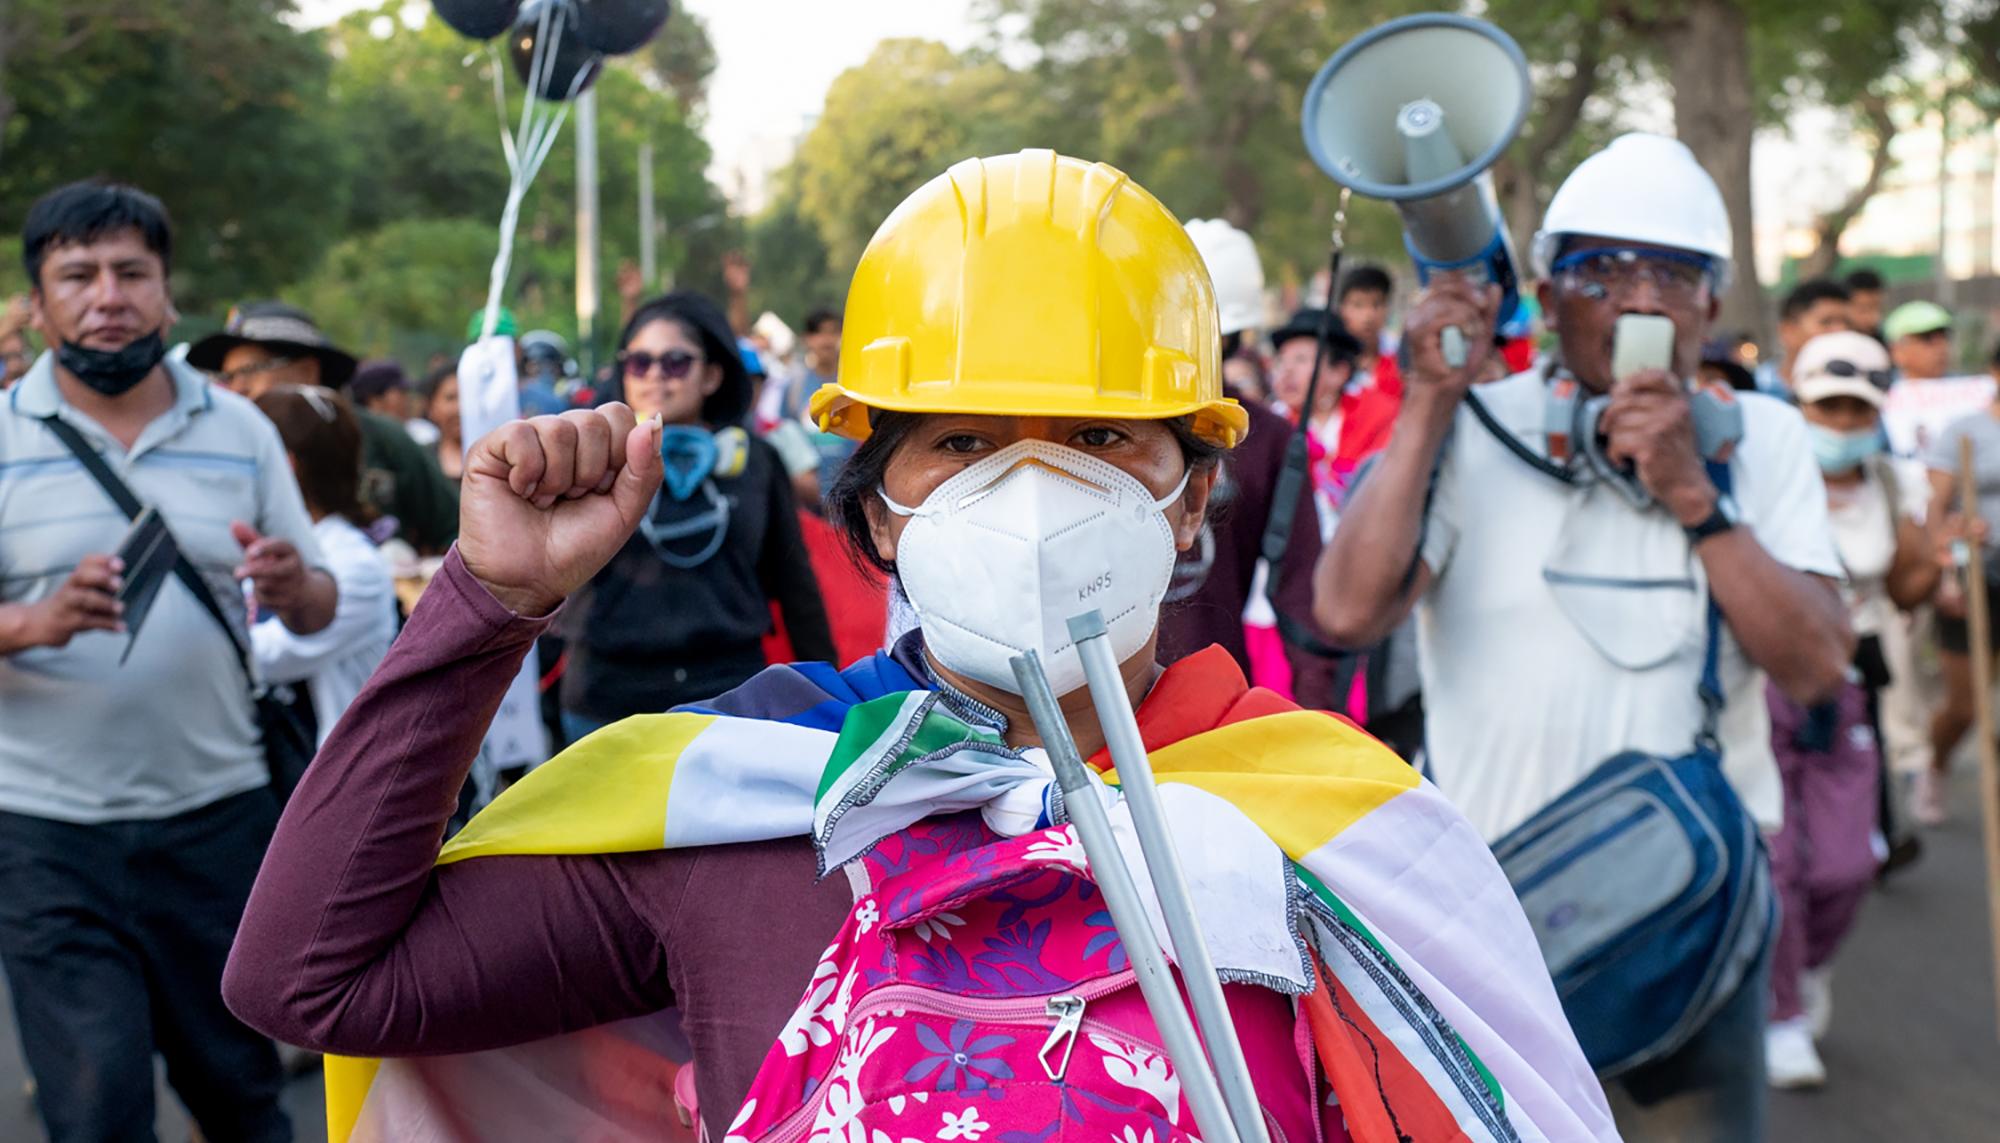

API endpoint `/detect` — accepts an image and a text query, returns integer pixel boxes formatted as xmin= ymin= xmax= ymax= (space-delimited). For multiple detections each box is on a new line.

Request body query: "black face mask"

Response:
xmin=56 ymin=330 xmax=168 ymax=397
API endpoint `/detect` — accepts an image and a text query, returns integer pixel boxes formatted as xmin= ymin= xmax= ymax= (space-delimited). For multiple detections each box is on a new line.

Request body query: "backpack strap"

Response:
xmin=1694 ymin=458 xmax=1732 ymax=754
xmin=38 ymin=414 xmax=259 ymax=692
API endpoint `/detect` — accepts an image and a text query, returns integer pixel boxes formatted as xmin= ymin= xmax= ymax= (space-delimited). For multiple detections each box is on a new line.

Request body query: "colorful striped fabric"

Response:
xmin=326 ymin=646 xmax=1614 ymax=1141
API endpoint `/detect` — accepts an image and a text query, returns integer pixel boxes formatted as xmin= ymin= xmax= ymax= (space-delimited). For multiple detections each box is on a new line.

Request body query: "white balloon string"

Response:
xmin=482 ymin=4 xmax=553 ymax=342
xmin=485 ymin=45 xmax=519 ymax=177
xmin=478 ymin=2 xmax=590 ymax=344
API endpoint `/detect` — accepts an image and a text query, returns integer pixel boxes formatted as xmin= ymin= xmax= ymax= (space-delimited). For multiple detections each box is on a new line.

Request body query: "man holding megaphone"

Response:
xmin=1317 ymin=132 xmax=1854 ymax=1139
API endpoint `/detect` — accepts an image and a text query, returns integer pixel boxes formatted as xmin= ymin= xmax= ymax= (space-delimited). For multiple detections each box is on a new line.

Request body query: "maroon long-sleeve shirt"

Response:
xmin=223 ymin=550 xmax=851 ymax=1137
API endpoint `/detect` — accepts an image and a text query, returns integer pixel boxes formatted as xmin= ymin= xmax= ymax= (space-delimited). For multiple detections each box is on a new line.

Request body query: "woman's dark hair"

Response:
xmin=23 ymin=180 xmax=173 ymax=286
xmin=619 ymin=291 xmax=750 ymax=425
xmin=1987 ymin=337 xmax=2000 ymax=372
xmin=255 ymin=385 xmax=371 ymax=526
xmin=417 ymin=362 xmax=457 ymax=401
xmin=827 ymin=411 xmax=1228 ymax=576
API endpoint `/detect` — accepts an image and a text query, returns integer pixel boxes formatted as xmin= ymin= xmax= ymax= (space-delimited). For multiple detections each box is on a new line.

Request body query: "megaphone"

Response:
xmin=1302 ymin=14 xmax=1530 ymax=326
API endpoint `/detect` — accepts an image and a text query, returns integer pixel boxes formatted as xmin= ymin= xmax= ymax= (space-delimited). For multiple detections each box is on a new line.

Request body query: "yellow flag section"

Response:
xmin=323 ymin=713 xmax=711 ymax=1141
xmin=1103 ymin=710 xmax=1421 ymax=860
xmin=437 ymin=713 xmax=712 ymax=864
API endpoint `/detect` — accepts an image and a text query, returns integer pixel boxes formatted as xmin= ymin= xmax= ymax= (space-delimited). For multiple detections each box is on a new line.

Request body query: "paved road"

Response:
xmin=1767 ymin=765 xmax=2000 ymax=1141
xmin=4 ymin=768 xmax=1998 ymax=1141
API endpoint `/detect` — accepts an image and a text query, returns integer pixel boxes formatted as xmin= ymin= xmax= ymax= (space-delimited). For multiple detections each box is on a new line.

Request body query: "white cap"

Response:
xmin=1532 ymin=133 xmax=1734 ymax=292
xmin=1793 ymin=330 xmax=1893 ymax=408
xmin=1184 ymin=218 xmax=1267 ymax=336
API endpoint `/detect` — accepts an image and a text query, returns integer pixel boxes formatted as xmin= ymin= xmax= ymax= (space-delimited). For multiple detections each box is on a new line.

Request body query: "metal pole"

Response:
xmin=638 ymin=141 xmax=658 ymax=292
xmin=575 ymin=86 xmax=601 ymax=381
xmin=1069 ymin=612 xmax=1271 ymax=1143
xmin=1010 ymin=651 xmax=1243 ymax=1143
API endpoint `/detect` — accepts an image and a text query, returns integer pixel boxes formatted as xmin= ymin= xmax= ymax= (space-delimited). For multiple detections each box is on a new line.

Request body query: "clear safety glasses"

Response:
xmin=1551 ymin=246 xmax=1715 ymax=306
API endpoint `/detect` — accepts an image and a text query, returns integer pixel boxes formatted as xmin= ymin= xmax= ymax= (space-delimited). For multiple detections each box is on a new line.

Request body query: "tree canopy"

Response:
xmin=0 ymin=1 xmax=727 ymax=365
xmin=747 ymin=0 xmax=1962 ymax=337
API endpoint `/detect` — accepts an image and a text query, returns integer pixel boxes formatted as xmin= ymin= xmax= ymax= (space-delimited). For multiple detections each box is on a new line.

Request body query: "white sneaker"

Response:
xmin=1913 ymin=768 xmax=1949 ymax=826
xmin=1766 ymin=1017 xmax=1827 ymax=1089
xmin=1802 ymin=967 xmax=1834 ymax=1040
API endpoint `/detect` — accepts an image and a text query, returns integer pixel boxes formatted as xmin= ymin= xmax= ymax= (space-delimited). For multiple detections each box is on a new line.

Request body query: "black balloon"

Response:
xmin=573 ymin=0 xmax=671 ymax=56
xmin=434 ymin=0 xmax=521 ymax=40
xmin=509 ymin=0 xmax=603 ymax=101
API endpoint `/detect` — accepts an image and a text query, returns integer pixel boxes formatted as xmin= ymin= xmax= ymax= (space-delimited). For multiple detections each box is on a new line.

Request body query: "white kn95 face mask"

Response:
xmin=881 ymin=439 xmax=1190 ymax=697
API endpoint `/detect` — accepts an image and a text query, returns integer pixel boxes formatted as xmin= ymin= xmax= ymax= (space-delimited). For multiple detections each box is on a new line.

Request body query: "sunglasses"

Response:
xmin=619 ymin=348 xmax=702 ymax=380
xmin=1817 ymin=359 xmax=1896 ymax=389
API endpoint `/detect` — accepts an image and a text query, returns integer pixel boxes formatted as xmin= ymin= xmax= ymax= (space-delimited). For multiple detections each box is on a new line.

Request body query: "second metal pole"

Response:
xmin=1011 ymin=651 xmax=1242 ymax=1143
xmin=1068 ymin=612 xmax=1270 ymax=1143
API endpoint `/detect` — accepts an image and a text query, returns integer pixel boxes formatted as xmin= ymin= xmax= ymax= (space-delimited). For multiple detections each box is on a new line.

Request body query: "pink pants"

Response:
xmin=1764 ymin=679 xmax=1880 ymax=1022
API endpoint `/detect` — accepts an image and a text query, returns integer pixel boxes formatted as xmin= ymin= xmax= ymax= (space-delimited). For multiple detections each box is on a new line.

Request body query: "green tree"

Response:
xmin=290 ymin=217 xmax=498 ymax=364
xmin=788 ymin=39 xmax=1058 ymax=277
xmin=746 ymin=177 xmax=837 ymax=329
xmin=642 ymin=6 xmax=718 ymax=117
xmin=1480 ymin=0 xmax=1940 ymax=339
xmin=0 ymin=0 xmax=347 ymax=309
xmin=303 ymin=4 xmax=730 ymax=364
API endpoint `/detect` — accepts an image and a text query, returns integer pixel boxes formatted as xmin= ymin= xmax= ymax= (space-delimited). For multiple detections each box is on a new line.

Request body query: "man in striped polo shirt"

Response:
xmin=0 ymin=181 xmax=335 ymax=1142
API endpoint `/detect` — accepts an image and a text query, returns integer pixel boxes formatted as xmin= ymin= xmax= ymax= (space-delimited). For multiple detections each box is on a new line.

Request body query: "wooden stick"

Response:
xmin=1955 ymin=435 xmax=2000 ymax=1039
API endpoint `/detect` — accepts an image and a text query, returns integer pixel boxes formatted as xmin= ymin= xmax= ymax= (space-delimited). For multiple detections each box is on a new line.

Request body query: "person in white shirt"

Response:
xmin=1763 ymin=332 xmax=1945 ymax=1088
xmin=1315 ymin=133 xmax=1852 ymax=1140
xmin=251 ymin=385 xmax=398 ymax=746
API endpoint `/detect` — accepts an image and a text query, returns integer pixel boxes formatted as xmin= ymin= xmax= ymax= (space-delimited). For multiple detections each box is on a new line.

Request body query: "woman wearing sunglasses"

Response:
xmin=1765 ymin=332 xmax=1946 ymax=1087
xmin=556 ymin=291 xmax=834 ymax=743
xmin=226 ymin=153 xmax=1607 ymax=1142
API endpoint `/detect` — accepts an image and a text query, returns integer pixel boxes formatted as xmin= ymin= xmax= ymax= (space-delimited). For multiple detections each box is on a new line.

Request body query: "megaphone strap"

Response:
xmin=1462 ymin=385 xmax=1575 ymax=487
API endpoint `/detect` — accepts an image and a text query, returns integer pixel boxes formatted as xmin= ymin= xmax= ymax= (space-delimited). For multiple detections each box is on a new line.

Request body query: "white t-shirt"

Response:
xmin=1826 ymin=468 xmax=1898 ymax=639
xmin=252 ymin=515 xmax=398 ymax=747
xmin=1416 ymin=370 xmax=1841 ymax=840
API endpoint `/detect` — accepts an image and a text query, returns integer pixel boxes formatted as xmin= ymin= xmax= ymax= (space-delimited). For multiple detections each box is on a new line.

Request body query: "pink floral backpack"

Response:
xmin=718 ymin=814 xmax=1327 ymax=1143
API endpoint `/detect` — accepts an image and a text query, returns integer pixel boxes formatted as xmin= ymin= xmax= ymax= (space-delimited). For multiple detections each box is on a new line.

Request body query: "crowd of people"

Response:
xmin=0 ymin=129 xmax=1996 ymax=1142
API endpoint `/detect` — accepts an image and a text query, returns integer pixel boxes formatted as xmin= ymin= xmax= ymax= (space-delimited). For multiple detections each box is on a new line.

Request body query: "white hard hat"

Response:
xmin=1184 ymin=218 xmax=1267 ymax=336
xmin=1532 ymin=133 xmax=1734 ymax=293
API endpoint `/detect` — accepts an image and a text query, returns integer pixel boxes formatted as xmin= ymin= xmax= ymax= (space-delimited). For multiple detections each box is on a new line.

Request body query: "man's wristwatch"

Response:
xmin=1684 ymin=493 xmax=1740 ymax=544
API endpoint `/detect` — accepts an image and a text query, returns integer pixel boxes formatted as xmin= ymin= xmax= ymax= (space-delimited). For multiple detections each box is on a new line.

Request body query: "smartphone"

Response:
xmin=113 ymin=506 xmax=180 ymax=663
xmin=1611 ymin=313 xmax=1676 ymax=383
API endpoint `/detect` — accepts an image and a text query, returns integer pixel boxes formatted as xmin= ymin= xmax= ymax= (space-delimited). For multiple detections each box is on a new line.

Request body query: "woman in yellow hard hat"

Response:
xmin=226 ymin=150 xmax=1610 ymax=1143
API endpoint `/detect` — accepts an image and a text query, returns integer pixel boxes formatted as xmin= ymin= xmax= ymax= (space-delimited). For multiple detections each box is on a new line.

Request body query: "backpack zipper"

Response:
xmin=1039 ymin=994 xmax=1088 ymax=1080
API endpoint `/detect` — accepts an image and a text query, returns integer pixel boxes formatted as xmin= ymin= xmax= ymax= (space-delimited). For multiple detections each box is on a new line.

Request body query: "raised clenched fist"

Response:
xmin=457 ymin=404 xmax=664 ymax=617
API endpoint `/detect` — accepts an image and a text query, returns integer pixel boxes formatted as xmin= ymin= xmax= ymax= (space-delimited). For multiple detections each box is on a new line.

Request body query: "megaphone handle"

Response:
xmin=1440 ymin=326 xmax=1468 ymax=369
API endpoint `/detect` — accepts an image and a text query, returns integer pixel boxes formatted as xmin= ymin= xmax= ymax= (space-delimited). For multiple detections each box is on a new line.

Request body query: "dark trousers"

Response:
xmin=0 ymin=789 xmax=290 ymax=1143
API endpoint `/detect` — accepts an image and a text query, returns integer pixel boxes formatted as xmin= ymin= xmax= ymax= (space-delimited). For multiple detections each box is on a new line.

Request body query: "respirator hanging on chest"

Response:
xmin=1543 ymin=377 xmax=1744 ymax=508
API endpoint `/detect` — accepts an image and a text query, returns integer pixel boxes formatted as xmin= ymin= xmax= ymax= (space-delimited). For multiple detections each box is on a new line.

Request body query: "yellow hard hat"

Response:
xmin=809 ymin=149 xmax=1247 ymax=448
